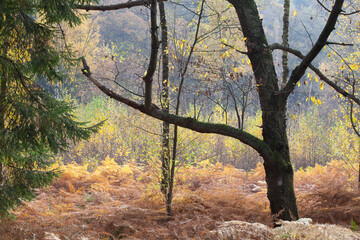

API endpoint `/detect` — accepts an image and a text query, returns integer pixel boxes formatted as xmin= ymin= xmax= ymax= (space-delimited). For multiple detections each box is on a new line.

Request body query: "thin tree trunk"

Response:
xmin=167 ymin=0 xmax=205 ymax=216
xmin=358 ymin=141 xmax=360 ymax=190
xmin=0 ymin=65 xmax=7 ymax=185
xmin=0 ymin=78 xmax=6 ymax=130
xmin=282 ymin=0 xmax=290 ymax=84
xmin=159 ymin=1 xmax=172 ymax=215
xmin=143 ymin=0 xmax=159 ymax=111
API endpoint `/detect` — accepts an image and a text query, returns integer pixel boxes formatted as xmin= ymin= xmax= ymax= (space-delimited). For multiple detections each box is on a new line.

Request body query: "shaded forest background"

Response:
xmin=49 ymin=0 xmax=359 ymax=171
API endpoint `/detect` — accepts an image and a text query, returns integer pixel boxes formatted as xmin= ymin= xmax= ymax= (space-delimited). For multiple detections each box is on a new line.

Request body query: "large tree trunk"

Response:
xmin=228 ymin=0 xmax=299 ymax=220
xmin=262 ymin=96 xmax=298 ymax=221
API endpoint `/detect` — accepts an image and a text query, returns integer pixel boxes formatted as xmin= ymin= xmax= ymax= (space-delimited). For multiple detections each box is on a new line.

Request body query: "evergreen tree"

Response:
xmin=0 ymin=0 xmax=99 ymax=216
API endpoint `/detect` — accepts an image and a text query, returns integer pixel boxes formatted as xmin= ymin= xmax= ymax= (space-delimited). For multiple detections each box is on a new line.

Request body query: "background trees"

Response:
xmin=75 ymin=0 xmax=360 ymax=221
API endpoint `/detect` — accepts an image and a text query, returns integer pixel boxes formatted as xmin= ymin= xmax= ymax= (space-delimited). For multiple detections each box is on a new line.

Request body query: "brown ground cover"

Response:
xmin=1 ymin=159 xmax=359 ymax=239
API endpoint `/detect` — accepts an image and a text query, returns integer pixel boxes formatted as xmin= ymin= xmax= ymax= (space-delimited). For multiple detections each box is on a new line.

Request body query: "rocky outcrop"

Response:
xmin=208 ymin=218 xmax=360 ymax=240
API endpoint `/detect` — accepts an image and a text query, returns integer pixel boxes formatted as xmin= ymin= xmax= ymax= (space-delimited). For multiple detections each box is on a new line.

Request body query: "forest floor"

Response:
xmin=1 ymin=158 xmax=360 ymax=239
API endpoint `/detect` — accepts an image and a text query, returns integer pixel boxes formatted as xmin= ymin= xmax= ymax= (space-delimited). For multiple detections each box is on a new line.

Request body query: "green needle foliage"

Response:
xmin=0 ymin=0 xmax=100 ymax=216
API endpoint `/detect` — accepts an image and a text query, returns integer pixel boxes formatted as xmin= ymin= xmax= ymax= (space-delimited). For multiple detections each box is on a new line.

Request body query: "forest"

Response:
xmin=1 ymin=0 xmax=360 ymax=239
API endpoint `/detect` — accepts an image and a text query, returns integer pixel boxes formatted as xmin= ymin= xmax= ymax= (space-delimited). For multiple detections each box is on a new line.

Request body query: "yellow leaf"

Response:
xmin=293 ymin=10 xmax=297 ymax=16
xmin=320 ymin=82 xmax=324 ymax=90
xmin=350 ymin=64 xmax=359 ymax=70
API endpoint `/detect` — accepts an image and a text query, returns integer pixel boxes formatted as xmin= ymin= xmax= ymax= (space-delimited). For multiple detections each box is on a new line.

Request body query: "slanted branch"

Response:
xmin=76 ymin=0 xmax=167 ymax=11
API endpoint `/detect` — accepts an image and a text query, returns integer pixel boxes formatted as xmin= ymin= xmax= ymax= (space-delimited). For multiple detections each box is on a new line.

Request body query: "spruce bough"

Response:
xmin=0 ymin=0 xmax=100 ymax=216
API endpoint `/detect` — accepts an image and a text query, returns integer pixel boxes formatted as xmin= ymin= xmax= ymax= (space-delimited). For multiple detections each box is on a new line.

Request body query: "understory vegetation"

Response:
xmin=0 ymin=157 xmax=358 ymax=239
xmin=1 ymin=98 xmax=359 ymax=239
xmin=62 ymin=97 xmax=359 ymax=172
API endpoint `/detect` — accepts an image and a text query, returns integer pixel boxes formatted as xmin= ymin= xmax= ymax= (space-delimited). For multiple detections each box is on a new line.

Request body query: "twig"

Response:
xmin=222 ymin=42 xmax=248 ymax=55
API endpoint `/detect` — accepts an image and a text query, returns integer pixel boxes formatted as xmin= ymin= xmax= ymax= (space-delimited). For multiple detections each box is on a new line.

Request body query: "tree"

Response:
xmin=79 ymin=0 xmax=356 ymax=221
xmin=0 ymin=0 xmax=100 ymax=216
xmin=158 ymin=1 xmax=173 ymax=216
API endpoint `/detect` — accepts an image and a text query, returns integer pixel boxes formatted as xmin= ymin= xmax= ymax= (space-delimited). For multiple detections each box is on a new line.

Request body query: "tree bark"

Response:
xmin=0 ymin=75 xmax=7 ymax=184
xmin=262 ymin=96 xmax=298 ymax=220
xmin=282 ymin=0 xmax=290 ymax=84
xmin=159 ymin=1 xmax=172 ymax=215
xmin=143 ymin=0 xmax=159 ymax=111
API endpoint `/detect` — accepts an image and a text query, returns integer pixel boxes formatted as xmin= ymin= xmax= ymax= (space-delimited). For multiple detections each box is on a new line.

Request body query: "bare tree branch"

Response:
xmin=326 ymin=41 xmax=354 ymax=46
xmin=76 ymin=0 xmax=167 ymax=11
xmin=270 ymin=43 xmax=360 ymax=106
xmin=300 ymin=21 xmax=314 ymax=47
xmin=280 ymin=0 xmax=344 ymax=98
xmin=316 ymin=0 xmax=360 ymax=15
xmin=350 ymin=100 xmax=360 ymax=137
xmin=222 ymin=42 xmax=248 ymax=55
xmin=316 ymin=0 xmax=332 ymax=13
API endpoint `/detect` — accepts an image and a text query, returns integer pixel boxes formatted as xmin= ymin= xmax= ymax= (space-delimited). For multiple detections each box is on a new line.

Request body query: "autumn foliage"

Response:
xmin=1 ymin=98 xmax=357 ymax=239
xmin=0 ymin=157 xmax=359 ymax=239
